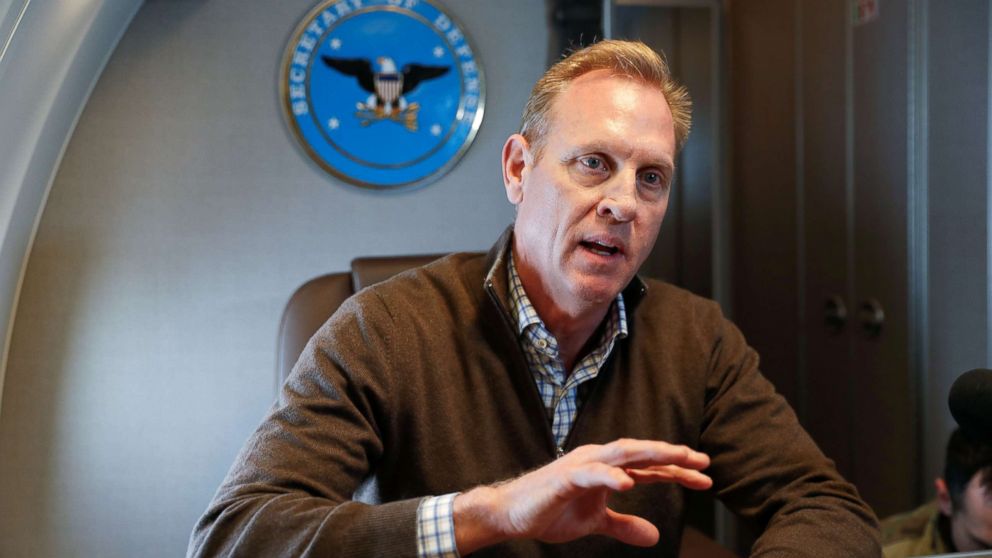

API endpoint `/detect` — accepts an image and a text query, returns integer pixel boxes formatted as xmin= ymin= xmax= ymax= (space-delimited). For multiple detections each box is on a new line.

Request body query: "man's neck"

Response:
xmin=511 ymin=249 xmax=612 ymax=372
xmin=538 ymin=301 xmax=609 ymax=372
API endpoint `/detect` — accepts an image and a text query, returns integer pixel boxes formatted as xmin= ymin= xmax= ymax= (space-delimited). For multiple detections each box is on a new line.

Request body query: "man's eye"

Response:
xmin=579 ymin=156 xmax=607 ymax=171
xmin=640 ymin=170 xmax=668 ymax=189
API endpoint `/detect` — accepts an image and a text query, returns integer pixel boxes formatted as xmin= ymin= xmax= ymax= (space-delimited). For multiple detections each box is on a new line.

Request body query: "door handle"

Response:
xmin=824 ymin=295 xmax=847 ymax=333
xmin=859 ymin=298 xmax=885 ymax=337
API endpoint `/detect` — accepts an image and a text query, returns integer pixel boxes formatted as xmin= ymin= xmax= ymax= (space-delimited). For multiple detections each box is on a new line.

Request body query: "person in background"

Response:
xmin=882 ymin=428 xmax=992 ymax=556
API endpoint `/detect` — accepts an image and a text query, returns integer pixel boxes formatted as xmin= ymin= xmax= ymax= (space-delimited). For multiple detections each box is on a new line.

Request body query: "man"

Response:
xmin=882 ymin=428 xmax=992 ymax=556
xmin=189 ymin=40 xmax=879 ymax=557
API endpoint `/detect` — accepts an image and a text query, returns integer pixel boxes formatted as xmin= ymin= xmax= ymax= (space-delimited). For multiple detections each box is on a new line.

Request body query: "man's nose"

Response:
xmin=596 ymin=172 xmax=637 ymax=223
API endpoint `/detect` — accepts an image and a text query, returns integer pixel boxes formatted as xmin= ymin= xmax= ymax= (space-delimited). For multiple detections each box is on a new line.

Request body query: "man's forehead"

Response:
xmin=965 ymin=474 xmax=992 ymax=514
xmin=555 ymin=70 xmax=662 ymax=106
xmin=544 ymin=72 xmax=676 ymax=164
xmin=972 ymin=469 xmax=992 ymax=497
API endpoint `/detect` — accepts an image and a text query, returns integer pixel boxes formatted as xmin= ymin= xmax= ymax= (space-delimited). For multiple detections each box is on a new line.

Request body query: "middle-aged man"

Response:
xmin=882 ymin=428 xmax=992 ymax=556
xmin=189 ymin=40 xmax=879 ymax=557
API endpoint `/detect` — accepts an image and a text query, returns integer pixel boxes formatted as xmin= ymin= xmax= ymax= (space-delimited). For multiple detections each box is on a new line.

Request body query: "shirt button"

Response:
xmin=536 ymin=339 xmax=548 ymax=349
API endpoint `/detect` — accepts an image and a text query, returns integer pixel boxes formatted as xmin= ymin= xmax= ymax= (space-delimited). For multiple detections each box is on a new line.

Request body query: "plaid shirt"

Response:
xmin=416 ymin=253 xmax=629 ymax=557
xmin=507 ymin=252 xmax=628 ymax=449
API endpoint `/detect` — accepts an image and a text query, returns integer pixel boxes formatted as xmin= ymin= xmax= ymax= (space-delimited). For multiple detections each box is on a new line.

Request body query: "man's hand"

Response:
xmin=451 ymin=438 xmax=712 ymax=554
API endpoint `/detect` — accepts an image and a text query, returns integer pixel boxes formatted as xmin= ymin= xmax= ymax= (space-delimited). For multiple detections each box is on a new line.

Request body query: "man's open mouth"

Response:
xmin=580 ymin=240 xmax=621 ymax=256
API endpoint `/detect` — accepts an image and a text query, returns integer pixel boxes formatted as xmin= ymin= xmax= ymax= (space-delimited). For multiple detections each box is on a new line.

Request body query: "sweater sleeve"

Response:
xmin=698 ymin=304 xmax=882 ymax=557
xmin=187 ymin=293 xmax=422 ymax=558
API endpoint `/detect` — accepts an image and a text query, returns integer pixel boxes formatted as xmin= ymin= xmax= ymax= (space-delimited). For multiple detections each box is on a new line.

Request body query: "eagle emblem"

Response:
xmin=281 ymin=0 xmax=485 ymax=189
xmin=321 ymin=55 xmax=450 ymax=131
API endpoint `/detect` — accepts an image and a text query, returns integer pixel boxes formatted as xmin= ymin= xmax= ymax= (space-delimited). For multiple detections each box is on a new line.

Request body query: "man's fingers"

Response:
xmin=597 ymin=509 xmax=660 ymax=547
xmin=586 ymin=439 xmax=710 ymax=470
xmin=624 ymin=464 xmax=713 ymax=490
xmin=566 ymin=463 xmax=635 ymax=492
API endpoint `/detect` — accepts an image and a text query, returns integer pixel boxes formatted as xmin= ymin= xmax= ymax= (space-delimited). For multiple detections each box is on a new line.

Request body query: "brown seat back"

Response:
xmin=351 ymin=254 xmax=447 ymax=291
xmin=277 ymin=254 xmax=446 ymax=382
xmin=276 ymin=272 xmax=354 ymax=383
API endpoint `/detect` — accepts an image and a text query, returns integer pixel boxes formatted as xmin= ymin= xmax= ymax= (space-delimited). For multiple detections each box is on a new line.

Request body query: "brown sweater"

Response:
xmin=188 ymin=230 xmax=880 ymax=557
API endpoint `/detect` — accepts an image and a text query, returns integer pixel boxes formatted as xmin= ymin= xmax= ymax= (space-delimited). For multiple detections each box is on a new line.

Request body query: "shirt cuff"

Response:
xmin=416 ymin=493 xmax=460 ymax=558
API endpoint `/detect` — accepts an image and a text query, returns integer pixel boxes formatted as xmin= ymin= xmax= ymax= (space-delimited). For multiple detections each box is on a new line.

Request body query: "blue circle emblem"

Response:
xmin=281 ymin=0 xmax=485 ymax=189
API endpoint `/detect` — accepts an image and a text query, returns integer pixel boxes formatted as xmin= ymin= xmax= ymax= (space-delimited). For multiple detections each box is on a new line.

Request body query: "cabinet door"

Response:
xmin=801 ymin=0 xmax=855 ymax=484
xmin=851 ymin=0 xmax=917 ymax=517
xmin=729 ymin=0 xmax=801 ymax=406
xmin=731 ymin=0 xmax=920 ymax=518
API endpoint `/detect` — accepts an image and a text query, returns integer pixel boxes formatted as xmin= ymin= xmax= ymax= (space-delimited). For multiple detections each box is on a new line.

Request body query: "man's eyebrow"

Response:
xmin=558 ymin=144 xmax=607 ymax=161
xmin=558 ymin=144 xmax=674 ymax=169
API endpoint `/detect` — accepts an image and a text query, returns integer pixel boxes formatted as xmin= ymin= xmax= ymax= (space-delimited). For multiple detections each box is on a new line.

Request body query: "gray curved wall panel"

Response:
xmin=0 ymin=0 xmax=544 ymax=556
xmin=0 ymin=0 xmax=142 ymax=413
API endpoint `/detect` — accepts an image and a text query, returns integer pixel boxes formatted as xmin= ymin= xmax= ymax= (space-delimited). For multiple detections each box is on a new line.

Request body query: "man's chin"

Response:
xmin=571 ymin=277 xmax=628 ymax=306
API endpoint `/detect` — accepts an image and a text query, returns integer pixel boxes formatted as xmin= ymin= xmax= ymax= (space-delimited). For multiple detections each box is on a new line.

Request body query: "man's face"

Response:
xmin=504 ymin=70 xmax=676 ymax=316
xmin=950 ymin=473 xmax=992 ymax=552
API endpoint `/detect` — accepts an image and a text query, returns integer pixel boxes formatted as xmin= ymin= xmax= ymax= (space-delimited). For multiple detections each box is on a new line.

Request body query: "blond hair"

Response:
xmin=520 ymin=39 xmax=692 ymax=157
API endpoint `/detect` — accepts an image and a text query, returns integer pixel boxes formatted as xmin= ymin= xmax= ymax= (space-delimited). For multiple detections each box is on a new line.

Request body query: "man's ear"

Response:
xmin=502 ymin=133 xmax=531 ymax=205
xmin=936 ymin=477 xmax=953 ymax=516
